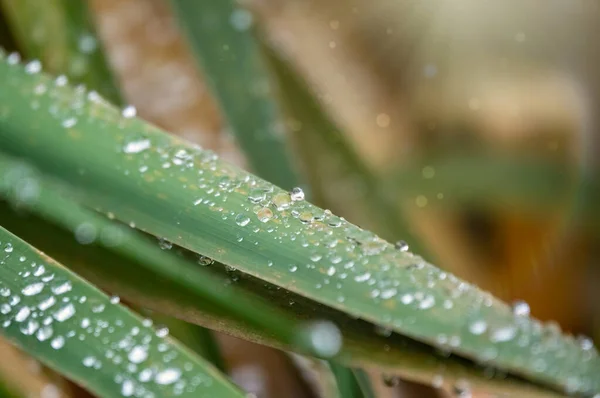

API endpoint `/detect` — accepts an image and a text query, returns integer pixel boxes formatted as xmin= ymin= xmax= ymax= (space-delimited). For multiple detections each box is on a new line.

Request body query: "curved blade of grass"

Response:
xmin=0 ymin=226 xmax=244 ymax=397
xmin=328 ymin=362 xmax=365 ymax=398
xmin=169 ymin=0 xmax=299 ymax=189
xmin=0 ymin=155 xmax=570 ymax=398
xmin=0 ymin=0 xmax=121 ymax=104
xmin=0 ymin=52 xmax=598 ymax=395
xmin=387 ymin=153 xmax=600 ymax=230
xmin=352 ymin=370 xmax=377 ymax=398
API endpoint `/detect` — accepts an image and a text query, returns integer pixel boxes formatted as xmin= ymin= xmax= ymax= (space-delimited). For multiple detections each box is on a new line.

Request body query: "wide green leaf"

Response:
xmin=0 ymin=226 xmax=244 ymax=397
xmin=0 ymin=50 xmax=598 ymax=396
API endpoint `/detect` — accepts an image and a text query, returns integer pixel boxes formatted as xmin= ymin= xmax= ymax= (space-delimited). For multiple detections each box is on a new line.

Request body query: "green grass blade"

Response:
xmin=387 ymin=153 xmax=600 ymax=229
xmin=0 ymin=0 xmax=121 ymax=104
xmin=263 ymin=44 xmax=427 ymax=254
xmin=352 ymin=370 xmax=377 ymax=398
xmin=170 ymin=0 xmax=300 ymax=190
xmin=0 ymin=152 xmax=302 ymax=351
xmin=328 ymin=362 xmax=365 ymax=398
xmin=0 ymin=226 xmax=244 ymax=398
xmin=0 ymin=51 xmax=598 ymax=396
xmin=0 ymin=183 xmax=571 ymax=398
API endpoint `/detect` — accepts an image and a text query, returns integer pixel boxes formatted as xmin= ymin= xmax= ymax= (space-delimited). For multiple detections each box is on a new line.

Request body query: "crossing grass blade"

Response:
xmin=0 ymin=51 xmax=598 ymax=396
xmin=0 ymin=226 xmax=245 ymax=398
xmin=170 ymin=0 xmax=300 ymax=190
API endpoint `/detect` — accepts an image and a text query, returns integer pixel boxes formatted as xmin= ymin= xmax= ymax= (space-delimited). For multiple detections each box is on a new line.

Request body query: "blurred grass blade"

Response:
xmin=328 ymin=362 xmax=365 ymax=398
xmin=0 ymin=226 xmax=244 ymax=397
xmin=170 ymin=0 xmax=300 ymax=189
xmin=0 ymin=0 xmax=121 ymax=104
xmin=388 ymin=153 xmax=600 ymax=229
xmin=352 ymin=370 xmax=377 ymax=398
xmin=0 ymin=51 xmax=598 ymax=396
xmin=262 ymin=44 xmax=427 ymax=254
xmin=0 ymin=152 xmax=301 ymax=350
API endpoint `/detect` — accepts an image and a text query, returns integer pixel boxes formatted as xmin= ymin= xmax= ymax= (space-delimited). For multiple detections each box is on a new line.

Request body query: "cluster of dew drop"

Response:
xmin=0 ymin=239 xmax=224 ymax=397
xmin=120 ymin=142 xmax=598 ymax=392
xmin=113 ymin=129 xmax=599 ymax=393
xmin=2 ymin=50 xmax=599 ymax=394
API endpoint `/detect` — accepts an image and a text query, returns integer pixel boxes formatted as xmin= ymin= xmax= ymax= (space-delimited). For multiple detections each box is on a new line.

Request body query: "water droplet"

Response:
xmin=122 ymin=105 xmax=137 ymax=118
xmin=155 ymin=368 xmax=181 ymax=385
xmin=158 ymin=238 xmax=172 ymax=250
xmin=20 ymin=319 xmax=39 ymax=335
xmin=400 ymin=293 xmax=414 ymax=305
xmin=121 ymin=380 xmax=134 ymax=396
xmin=52 ymin=281 xmax=72 ymax=295
xmin=290 ymin=187 xmax=305 ymax=201
xmin=380 ymin=288 xmax=398 ymax=299
xmin=62 ymin=118 xmax=77 ymax=128
xmin=110 ymin=295 xmax=120 ymax=304
xmin=4 ymin=243 xmax=13 ymax=253
xmin=53 ymin=303 xmax=75 ymax=322
xmin=15 ymin=306 xmax=31 ymax=322
xmin=75 ymin=223 xmax=96 ymax=244
xmin=83 ymin=356 xmax=96 ymax=367
xmin=235 ymin=214 xmax=250 ymax=227
xmin=38 ymin=296 xmax=56 ymax=311
xmin=354 ymin=272 xmax=371 ymax=283
xmin=51 ymin=336 xmax=65 ymax=349
xmin=289 ymin=265 xmax=298 ymax=272
xmin=78 ymin=34 xmax=97 ymax=54
xmin=469 ymin=320 xmax=487 ymax=335
xmin=230 ymin=8 xmax=253 ymax=31
xmin=577 ymin=335 xmax=595 ymax=351
xmin=128 ymin=346 xmax=148 ymax=364
xmin=511 ymin=300 xmax=530 ymax=317
xmin=394 ymin=240 xmax=409 ymax=252
xmin=25 ymin=60 xmax=42 ymax=74
xmin=490 ymin=325 xmax=517 ymax=343
xmin=419 ymin=295 xmax=435 ymax=309
xmin=156 ymin=326 xmax=169 ymax=338
xmin=256 ymin=208 xmax=273 ymax=222
xmin=123 ymin=139 xmax=151 ymax=154
xmin=303 ymin=320 xmax=342 ymax=358
xmin=272 ymin=193 xmax=291 ymax=210
xmin=247 ymin=188 xmax=266 ymax=203
xmin=198 ymin=255 xmax=214 ymax=266
xmin=22 ymin=282 xmax=44 ymax=296
xmin=36 ymin=325 xmax=53 ymax=342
